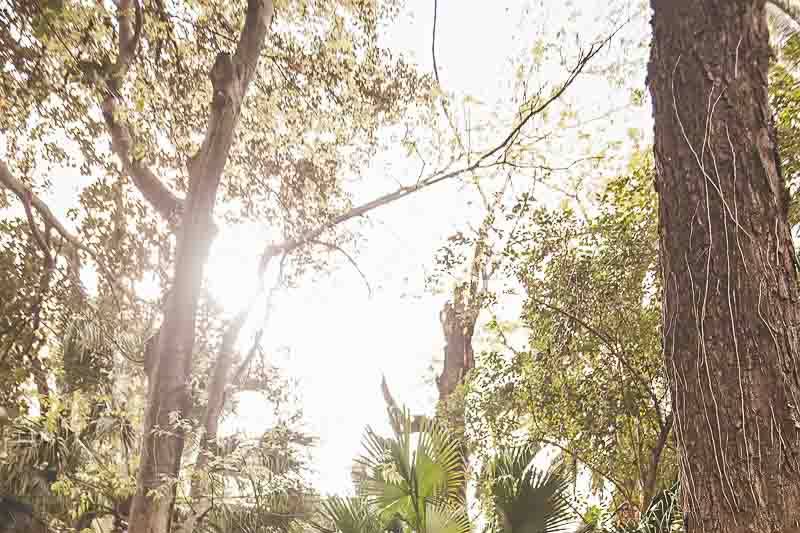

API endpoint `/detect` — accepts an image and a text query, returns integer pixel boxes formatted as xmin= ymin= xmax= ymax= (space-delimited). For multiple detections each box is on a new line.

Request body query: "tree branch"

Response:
xmin=21 ymin=189 xmax=53 ymax=264
xmin=255 ymin=32 xmax=611 ymax=267
xmin=0 ymin=161 xmax=82 ymax=251
xmin=0 ymin=160 xmax=126 ymax=303
xmin=311 ymin=240 xmax=372 ymax=297
xmin=101 ymin=0 xmax=183 ymax=222
xmin=530 ymin=294 xmax=664 ymax=424
xmin=535 ymin=437 xmax=634 ymax=505
xmin=641 ymin=412 xmax=673 ymax=509
xmin=187 ymin=0 xmax=274 ymax=184
xmin=430 ymin=0 xmax=465 ymax=154
xmin=231 ymin=252 xmax=287 ymax=385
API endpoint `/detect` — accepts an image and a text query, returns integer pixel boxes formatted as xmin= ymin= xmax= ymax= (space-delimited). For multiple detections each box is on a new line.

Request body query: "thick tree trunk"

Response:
xmin=648 ymin=1 xmax=800 ymax=530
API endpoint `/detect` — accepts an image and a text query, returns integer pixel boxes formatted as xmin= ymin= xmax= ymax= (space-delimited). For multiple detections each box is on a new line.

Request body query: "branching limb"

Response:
xmin=641 ymin=413 xmax=674 ymax=508
xmin=530 ymin=294 xmax=666 ymax=434
xmin=0 ymin=160 xmax=83 ymax=251
xmin=256 ymin=31 xmax=612 ymax=265
xmin=101 ymin=0 xmax=183 ymax=222
xmin=1 ymin=162 xmax=128 ymax=324
xmin=187 ymin=0 xmax=274 ymax=185
xmin=21 ymin=189 xmax=53 ymax=265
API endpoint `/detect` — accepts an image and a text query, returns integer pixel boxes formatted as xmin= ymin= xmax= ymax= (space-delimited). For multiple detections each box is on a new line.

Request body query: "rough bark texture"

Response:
xmin=126 ymin=2 xmax=274 ymax=533
xmin=648 ymin=1 xmax=800 ymax=530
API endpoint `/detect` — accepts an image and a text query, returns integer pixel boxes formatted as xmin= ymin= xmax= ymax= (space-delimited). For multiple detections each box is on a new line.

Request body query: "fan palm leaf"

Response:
xmin=636 ymin=483 xmax=680 ymax=533
xmin=424 ymin=502 xmax=472 ymax=533
xmin=320 ymin=496 xmax=385 ymax=533
xmin=487 ymin=444 xmax=574 ymax=533
xmin=358 ymin=409 xmax=465 ymax=533
xmin=338 ymin=408 xmax=470 ymax=533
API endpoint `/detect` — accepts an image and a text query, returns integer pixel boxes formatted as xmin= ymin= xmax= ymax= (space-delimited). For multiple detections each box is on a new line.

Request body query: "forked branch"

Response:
xmin=0 ymin=161 xmax=83 ymax=251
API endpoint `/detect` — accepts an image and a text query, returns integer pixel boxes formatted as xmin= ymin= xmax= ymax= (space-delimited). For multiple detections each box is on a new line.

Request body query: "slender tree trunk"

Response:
xmin=648 ymin=1 xmax=800 ymax=530
xmin=640 ymin=414 xmax=673 ymax=511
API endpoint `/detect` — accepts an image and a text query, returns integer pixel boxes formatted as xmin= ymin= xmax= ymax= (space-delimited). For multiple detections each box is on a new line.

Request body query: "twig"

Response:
xmin=231 ymin=253 xmax=288 ymax=385
xmin=256 ymin=33 xmax=610 ymax=268
xmin=431 ymin=0 xmax=465 ymax=154
xmin=312 ymin=240 xmax=372 ymax=297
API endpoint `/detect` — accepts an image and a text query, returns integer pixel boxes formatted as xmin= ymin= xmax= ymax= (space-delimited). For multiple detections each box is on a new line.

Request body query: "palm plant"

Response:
xmin=483 ymin=444 xmax=575 ymax=533
xmin=320 ymin=410 xmax=584 ymax=533
xmin=320 ymin=409 xmax=469 ymax=533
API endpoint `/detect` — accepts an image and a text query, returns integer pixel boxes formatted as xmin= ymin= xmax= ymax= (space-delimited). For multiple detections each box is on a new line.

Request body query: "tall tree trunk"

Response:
xmin=648 ymin=0 xmax=800 ymax=530
xmin=126 ymin=2 xmax=274 ymax=533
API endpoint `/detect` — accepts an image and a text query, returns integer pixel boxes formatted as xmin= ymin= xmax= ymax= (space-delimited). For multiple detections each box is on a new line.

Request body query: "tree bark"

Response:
xmin=436 ymin=286 xmax=476 ymax=402
xmin=648 ymin=1 xmax=800 ymax=530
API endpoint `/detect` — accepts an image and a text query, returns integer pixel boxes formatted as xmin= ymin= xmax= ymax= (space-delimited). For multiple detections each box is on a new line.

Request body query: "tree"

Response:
xmin=451 ymin=157 xmax=676 ymax=515
xmin=1 ymin=0 xmax=610 ymax=530
xmin=2 ymin=1 xmax=432 ymax=531
xmin=648 ymin=0 xmax=800 ymax=529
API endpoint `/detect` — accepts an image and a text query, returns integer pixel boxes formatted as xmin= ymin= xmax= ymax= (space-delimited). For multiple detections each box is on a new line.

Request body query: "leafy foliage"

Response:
xmin=464 ymin=155 xmax=674 ymax=511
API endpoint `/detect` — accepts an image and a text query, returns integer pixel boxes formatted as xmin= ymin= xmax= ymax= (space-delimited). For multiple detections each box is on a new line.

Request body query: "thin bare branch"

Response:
xmin=431 ymin=0 xmax=465 ymax=153
xmin=232 ymin=252 xmax=287 ymax=385
xmin=257 ymin=33 xmax=610 ymax=267
xmin=535 ymin=436 xmax=633 ymax=504
xmin=312 ymin=240 xmax=372 ymax=297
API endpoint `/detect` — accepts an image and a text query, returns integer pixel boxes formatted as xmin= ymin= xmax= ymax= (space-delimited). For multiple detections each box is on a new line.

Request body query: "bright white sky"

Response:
xmin=213 ymin=0 xmax=652 ymax=496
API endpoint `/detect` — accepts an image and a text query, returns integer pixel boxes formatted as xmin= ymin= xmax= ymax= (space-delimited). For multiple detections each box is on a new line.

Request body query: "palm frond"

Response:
xmin=637 ymin=483 xmax=680 ymax=533
xmin=424 ymin=503 xmax=471 ymax=533
xmin=356 ymin=408 xmax=466 ymax=533
xmin=769 ymin=0 xmax=800 ymax=48
xmin=488 ymin=444 xmax=575 ymax=533
xmin=595 ymin=483 xmax=681 ymax=533
xmin=318 ymin=496 xmax=385 ymax=533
